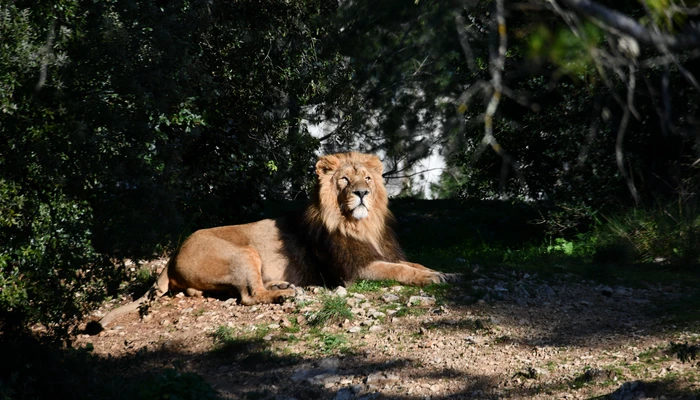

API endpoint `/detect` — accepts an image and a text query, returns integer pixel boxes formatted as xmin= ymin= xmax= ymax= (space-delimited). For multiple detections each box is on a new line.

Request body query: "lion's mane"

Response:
xmin=280 ymin=152 xmax=405 ymax=286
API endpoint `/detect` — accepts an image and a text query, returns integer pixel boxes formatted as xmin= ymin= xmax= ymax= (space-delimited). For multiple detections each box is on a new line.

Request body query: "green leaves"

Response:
xmin=0 ymin=0 xmax=344 ymax=337
xmin=529 ymin=23 xmax=602 ymax=76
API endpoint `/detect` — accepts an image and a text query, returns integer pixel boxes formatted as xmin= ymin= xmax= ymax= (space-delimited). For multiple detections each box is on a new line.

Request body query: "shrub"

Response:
xmin=593 ymin=200 xmax=700 ymax=265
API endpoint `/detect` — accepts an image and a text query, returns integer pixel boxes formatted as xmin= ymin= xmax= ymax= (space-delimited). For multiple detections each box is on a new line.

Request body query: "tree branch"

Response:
xmin=559 ymin=0 xmax=700 ymax=51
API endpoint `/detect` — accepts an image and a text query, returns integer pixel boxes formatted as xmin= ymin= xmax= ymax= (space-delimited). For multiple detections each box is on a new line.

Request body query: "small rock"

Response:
xmin=319 ymin=357 xmax=340 ymax=370
xmin=366 ymin=372 xmax=399 ymax=387
xmin=334 ymin=286 xmax=348 ymax=297
xmin=294 ymin=286 xmax=306 ymax=296
xmin=368 ymin=325 xmax=382 ymax=333
xmin=348 ymin=326 xmax=362 ymax=333
xmin=381 ymin=293 xmax=400 ymax=303
xmin=309 ymin=373 xmax=342 ymax=386
xmin=268 ymin=323 xmax=280 ymax=330
xmin=280 ymin=318 xmax=293 ymax=329
xmin=599 ymin=286 xmax=614 ymax=297
xmin=262 ymin=334 xmax=273 ymax=341
xmin=369 ymin=311 xmax=386 ymax=319
xmin=407 ymin=296 xmax=436 ymax=307
xmin=223 ymin=298 xmax=237 ymax=306
xmin=346 ymin=298 xmax=362 ymax=307
xmin=540 ymin=285 xmax=556 ymax=297
xmin=291 ymin=363 xmax=338 ymax=383
xmin=352 ymin=293 xmax=366 ymax=299
xmin=464 ymin=335 xmax=484 ymax=345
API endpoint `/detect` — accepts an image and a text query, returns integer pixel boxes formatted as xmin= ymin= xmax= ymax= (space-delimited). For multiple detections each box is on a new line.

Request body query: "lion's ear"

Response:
xmin=364 ymin=154 xmax=384 ymax=175
xmin=315 ymin=154 xmax=341 ymax=177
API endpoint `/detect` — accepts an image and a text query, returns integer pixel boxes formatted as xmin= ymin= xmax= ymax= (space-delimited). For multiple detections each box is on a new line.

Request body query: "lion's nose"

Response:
xmin=353 ymin=190 xmax=369 ymax=200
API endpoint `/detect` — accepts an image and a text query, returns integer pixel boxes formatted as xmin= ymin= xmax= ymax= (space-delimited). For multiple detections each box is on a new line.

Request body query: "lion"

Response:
xmin=96 ymin=152 xmax=457 ymax=329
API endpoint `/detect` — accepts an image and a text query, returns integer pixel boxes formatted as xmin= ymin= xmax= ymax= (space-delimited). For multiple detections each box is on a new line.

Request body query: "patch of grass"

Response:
xmin=669 ymin=341 xmax=699 ymax=363
xmin=135 ymin=265 xmax=154 ymax=285
xmin=423 ymin=282 xmax=452 ymax=299
xmin=393 ymin=306 xmax=426 ymax=318
xmin=211 ymin=325 xmax=270 ymax=349
xmin=315 ymin=332 xmax=350 ymax=355
xmin=293 ymin=297 xmax=315 ymax=311
xmin=309 ymin=295 xmax=353 ymax=326
xmin=348 ymin=279 xmax=398 ymax=293
xmin=193 ymin=308 xmax=206 ymax=317
xmin=212 ymin=325 xmax=237 ymax=342
xmin=545 ymin=361 xmax=557 ymax=372
xmin=637 ymin=346 xmax=664 ymax=363
xmin=282 ymin=316 xmax=301 ymax=333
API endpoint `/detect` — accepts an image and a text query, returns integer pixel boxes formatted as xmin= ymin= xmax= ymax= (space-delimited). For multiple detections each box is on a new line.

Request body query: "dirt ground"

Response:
xmin=77 ymin=259 xmax=700 ymax=400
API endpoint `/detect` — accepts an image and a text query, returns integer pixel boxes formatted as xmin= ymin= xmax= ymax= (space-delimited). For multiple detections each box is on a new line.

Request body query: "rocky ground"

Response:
xmin=77 ymin=259 xmax=700 ymax=400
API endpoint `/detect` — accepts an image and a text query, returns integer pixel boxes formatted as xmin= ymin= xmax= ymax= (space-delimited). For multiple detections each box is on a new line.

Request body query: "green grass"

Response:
xmin=348 ymin=279 xmax=398 ymax=293
xmin=309 ymin=295 xmax=353 ymax=326
xmin=314 ymin=331 xmax=351 ymax=355
xmin=392 ymin=200 xmax=700 ymax=297
xmin=135 ymin=265 xmax=154 ymax=285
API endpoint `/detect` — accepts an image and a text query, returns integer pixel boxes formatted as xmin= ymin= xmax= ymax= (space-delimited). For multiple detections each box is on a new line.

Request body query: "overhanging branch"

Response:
xmin=560 ymin=0 xmax=700 ymax=50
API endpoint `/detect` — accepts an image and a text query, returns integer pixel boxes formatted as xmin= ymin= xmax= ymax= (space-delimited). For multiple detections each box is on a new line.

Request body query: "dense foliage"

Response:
xmin=0 ymin=0 xmax=347 ymax=336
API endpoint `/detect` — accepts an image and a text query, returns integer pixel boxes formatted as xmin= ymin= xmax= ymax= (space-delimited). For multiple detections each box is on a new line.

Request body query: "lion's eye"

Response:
xmin=340 ymin=177 xmax=350 ymax=184
xmin=365 ymin=176 xmax=371 ymax=182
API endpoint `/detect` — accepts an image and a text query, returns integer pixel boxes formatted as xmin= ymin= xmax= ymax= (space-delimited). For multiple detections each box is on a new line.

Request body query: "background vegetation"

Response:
xmin=1 ymin=0 xmax=698 ymax=345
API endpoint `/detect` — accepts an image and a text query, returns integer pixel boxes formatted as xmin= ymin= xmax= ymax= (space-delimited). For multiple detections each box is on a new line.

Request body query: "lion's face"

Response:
xmin=315 ymin=152 xmax=388 ymax=222
xmin=334 ymin=166 xmax=377 ymax=220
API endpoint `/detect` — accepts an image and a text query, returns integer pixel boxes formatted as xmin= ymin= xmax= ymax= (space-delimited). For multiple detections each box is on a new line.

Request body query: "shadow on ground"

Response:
xmin=2 ymin=327 xmax=698 ymax=400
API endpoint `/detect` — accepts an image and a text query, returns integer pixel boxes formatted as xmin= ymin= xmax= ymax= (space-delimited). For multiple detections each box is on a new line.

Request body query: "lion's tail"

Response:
xmin=97 ymin=263 xmax=170 ymax=329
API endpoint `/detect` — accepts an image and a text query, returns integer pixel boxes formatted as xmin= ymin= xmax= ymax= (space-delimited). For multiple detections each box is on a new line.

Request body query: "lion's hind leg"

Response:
xmin=228 ymin=246 xmax=296 ymax=306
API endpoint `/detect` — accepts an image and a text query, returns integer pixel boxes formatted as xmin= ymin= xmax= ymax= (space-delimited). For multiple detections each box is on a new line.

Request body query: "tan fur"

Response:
xmin=97 ymin=152 xmax=456 ymax=329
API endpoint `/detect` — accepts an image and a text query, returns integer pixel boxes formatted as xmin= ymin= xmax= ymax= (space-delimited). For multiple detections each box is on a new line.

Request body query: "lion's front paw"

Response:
xmin=271 ymin=289 xmax=296 ymax=304
xmin=427 ymin=272 xmax=463 ymax=284
xmin=439 ymin=272 xmax=463 ymax=283
xmin=266 ymin=280 xmax=296 ymax=291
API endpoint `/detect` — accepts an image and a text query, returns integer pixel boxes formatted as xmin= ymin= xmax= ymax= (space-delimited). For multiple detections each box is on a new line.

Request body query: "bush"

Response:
xmin=0 ymin=181 xmax=120 ymax=338
xmin=593 ymin=200 xmax=700 ymax=265
xmin=0 ymin=0 xmax=344 ymax=338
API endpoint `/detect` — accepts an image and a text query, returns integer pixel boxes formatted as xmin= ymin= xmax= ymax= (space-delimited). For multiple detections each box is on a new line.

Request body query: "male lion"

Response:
xmin=97 ymin=152 xmax=456 ymax=329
